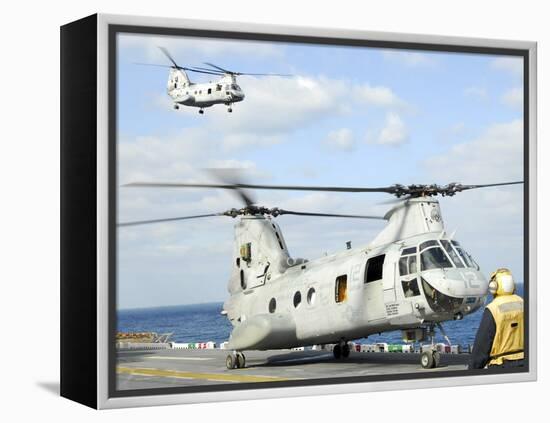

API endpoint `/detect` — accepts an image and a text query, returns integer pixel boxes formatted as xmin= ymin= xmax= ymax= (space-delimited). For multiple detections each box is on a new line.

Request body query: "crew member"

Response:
xmin=469 ymin=268 xmax=524 ymax=369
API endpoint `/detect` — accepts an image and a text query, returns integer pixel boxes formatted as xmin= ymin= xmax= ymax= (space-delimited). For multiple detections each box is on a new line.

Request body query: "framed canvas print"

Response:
xmin=60 ymin=13 xmax=537 ymax=409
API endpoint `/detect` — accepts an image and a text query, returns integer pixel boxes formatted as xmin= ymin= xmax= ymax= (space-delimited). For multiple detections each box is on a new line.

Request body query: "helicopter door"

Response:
xmin=364 ymin=254 xmax=386 ymax=321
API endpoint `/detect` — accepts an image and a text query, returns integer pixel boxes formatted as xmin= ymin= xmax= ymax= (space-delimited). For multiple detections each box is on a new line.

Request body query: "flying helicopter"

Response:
xmin=119 ymin=178 xmax=523 ymax=370
xmin=136 ymin=47 xmax=290 ymax=114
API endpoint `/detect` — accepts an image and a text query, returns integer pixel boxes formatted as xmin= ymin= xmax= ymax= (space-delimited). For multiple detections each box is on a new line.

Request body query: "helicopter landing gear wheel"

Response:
xmin=342 ymin=343 xmax=351 ymax=358
xmin=173 ymin=104 xmax=179 ymax=110
xmin=236 ymin=352 xmax=246 ymax=369
xmin=226 ymin=352 xmax=246 ymax=369
xmin=333 ymin=344 xmax=342 ymax=359
xmin=226 ymin=353 xmax=235 ymax=369
xmin=199 ymin=109 xmax=204 ymax=114
xmin=227 ymin=107 xmax=233 ymax=113
xmin=420 ymin=350 xmax=439 ymax=369
xmin=420 ymin=351 xmax=433 ymax=369
xmin=433 ymin=351 xmax=441 ymax=368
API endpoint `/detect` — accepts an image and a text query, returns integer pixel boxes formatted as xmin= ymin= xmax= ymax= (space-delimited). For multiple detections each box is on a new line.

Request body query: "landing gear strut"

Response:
xmin=226 ymin=351 xmax=246 ymax=369
xmin=417 ymin=322 xmax=448 ymax=369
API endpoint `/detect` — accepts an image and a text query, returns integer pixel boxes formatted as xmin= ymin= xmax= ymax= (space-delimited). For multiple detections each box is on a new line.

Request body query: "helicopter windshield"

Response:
xmin=440 ymin=240 xmax=465 ymax=268
xmin=417 ymin=239 xmax=479 ymax=271
xmin=420 ymin=244 xmax=453 ymax=271
xmin=451 ymin=240 xmax=479 ymax=269
xmin=231 ymin=84 xmax=241 ymax=91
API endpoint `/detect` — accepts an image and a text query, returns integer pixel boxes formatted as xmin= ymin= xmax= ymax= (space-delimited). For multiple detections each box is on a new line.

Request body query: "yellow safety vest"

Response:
xmin=486 ymin=294 xmax=524 ymax=366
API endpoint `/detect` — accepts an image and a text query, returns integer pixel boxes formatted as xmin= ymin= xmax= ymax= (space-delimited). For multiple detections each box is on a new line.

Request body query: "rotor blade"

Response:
xmin=186 ymin=68 xmax=227 ymax=76
xmin=192 ymin=66 xmax=291 ymax=77
xmin=189 ymin=66 xmax=226 ymax=74
xmin=459 ymin=181 xmax=524 ymax=191
xmin=123 ymin=182 xmax=399 ymax=194
xmin=159 ymin=46 xmax=180 ymax=68
xmin=275 ymin=209 xmax=386 ymax=220
xmin=237 ymin=72 xmax=293 ymax=77
xmin=134 ymin=62 xmax=222 ymax=76
xmin=203 ymin=62 xmax=232 ymax=73
xmin=134 ymin=62 xmax=175 ymax=69
xmin=118 ymin=212 xmax=223 ymax=227
xmin=204 ymin=168 xmax=257 ymax=208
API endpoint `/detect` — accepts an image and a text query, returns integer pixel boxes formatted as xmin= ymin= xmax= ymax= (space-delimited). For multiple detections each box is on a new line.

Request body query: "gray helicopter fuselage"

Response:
xmin=223 ymin=197 xmax=488 ymax=351
xmin=167 ymin=69 xmax=245 ymax=108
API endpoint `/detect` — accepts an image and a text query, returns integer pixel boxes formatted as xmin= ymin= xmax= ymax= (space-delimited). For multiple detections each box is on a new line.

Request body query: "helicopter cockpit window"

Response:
xmin=402 ymin=278 xmax=421 ymax=298
xmin=365 ymin=254 xmax=385 ymax=283
xmin=441 ymin=240 xmax=465 ymax=268
xmin=451 ymin=241 xmax=478 ymax=269
xmin=399 ymin=251 xmax=417 ymax=276
xmin=420 ymin=246 xmax=453 ymax=271
xmin=401 ymin=246 xmax=417 ymax=255
xmin=420 ymin=240 xmax=439 ymax=250
xmin=399 ymin=257 xmax=407 ymax=275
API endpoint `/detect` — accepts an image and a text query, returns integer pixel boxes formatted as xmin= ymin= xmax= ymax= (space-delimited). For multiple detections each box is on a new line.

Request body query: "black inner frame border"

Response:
xmin=108 ymin=23 xmax=530 ymax=399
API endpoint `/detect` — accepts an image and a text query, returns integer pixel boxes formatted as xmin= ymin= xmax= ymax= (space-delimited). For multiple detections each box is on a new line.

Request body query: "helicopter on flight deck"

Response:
xmin=120 ymin=178 xmax=523 ymax=370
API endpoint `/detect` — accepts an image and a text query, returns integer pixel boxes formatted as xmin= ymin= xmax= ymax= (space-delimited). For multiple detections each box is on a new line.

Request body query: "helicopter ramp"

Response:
xmin=116 ymin=348 xmax=470 ymax=390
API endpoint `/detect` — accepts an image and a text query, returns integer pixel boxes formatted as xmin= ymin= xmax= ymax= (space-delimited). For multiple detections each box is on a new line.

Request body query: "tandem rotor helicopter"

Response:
xmin=120 ymin=178 xmax=523 ymax=370
xmin=137 ymin=47 xmax=290 ymax=114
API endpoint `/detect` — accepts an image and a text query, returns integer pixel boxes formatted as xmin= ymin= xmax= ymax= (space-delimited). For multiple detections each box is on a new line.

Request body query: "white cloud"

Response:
xmin=354 ymin=84 xmax=407 ymax=108
xmin=464 ymin=86 xmax=488 ymax=101
xmin=501 ymin=87 xmax=523 ymax=108
xmin=221 ymin=133 xmax=283 ymax=151
xmin=491 ymin=57 xmax=523 ymax=76
xmin=382 ymin=50 xmax=436 ymax=67
xmin=423 ymin=119 xmax=523 ymax=182
xmin=368 ymin=112 xmax=409 ymax=146
xmin=324 ymin=128 xmax=355 ymax=151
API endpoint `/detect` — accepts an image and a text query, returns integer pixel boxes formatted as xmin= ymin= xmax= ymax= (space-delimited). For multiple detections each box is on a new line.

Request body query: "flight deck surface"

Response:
xmin=116 ymin=348 xmax=470 ymax=390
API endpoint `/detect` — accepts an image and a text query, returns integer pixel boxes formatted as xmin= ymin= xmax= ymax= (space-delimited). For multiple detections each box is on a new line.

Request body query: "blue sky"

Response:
xmin=116 ymin=33 xmax=524 ymax=309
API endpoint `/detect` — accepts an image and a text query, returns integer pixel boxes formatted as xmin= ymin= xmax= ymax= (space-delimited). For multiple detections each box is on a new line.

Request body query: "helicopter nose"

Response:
xmin=231 ymin=91 xmax=244 ymax=100
xmin=422 ymin=268 xmax=488 ymax=298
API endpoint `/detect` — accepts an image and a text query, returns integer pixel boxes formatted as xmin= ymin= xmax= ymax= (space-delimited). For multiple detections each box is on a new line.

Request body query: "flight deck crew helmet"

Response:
xmin=488 ymin=268 xmax=515 ymax=296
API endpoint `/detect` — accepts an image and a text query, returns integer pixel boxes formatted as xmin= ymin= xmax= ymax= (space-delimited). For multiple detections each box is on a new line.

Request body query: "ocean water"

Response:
xmin=118 ymin=284 xmax=524 ymax=347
